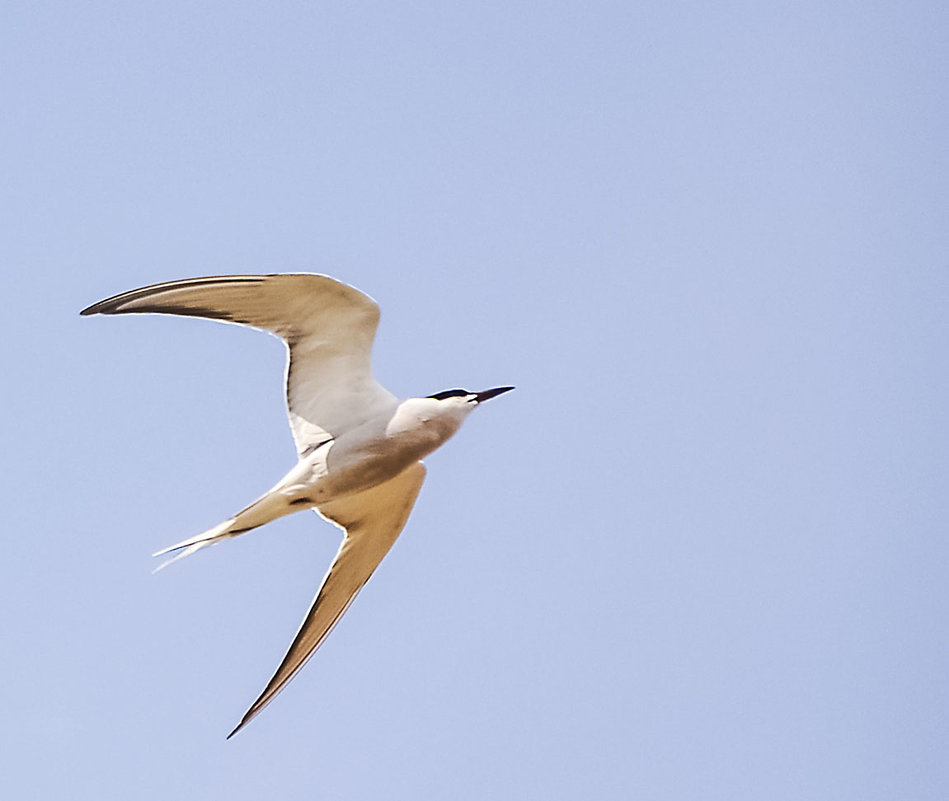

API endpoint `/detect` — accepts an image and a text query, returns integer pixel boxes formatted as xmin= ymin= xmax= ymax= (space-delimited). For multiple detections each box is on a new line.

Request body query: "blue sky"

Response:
xmin=3 ymin=2 xmax=947 ymax=798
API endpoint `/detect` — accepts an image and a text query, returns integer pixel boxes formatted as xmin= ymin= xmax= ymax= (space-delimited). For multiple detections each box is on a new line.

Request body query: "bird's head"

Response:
xmin=413 ymin=386 xmax=515 ymax=427
xmin=426 ymin=386 xmax=515 ymax=407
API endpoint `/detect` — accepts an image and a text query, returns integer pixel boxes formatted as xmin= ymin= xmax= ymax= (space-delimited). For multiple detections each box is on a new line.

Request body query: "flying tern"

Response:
xmin=81 ymin=273 xmax=513 ymax=738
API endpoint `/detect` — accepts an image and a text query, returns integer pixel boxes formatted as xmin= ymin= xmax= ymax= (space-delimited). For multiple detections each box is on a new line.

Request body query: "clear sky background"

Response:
xmin=3 ymin=2 xmax=947 ymax=799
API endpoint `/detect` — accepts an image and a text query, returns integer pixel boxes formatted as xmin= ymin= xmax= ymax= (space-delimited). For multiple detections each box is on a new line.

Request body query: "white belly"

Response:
xmin=293 ymin=408 xmax=462 ymax=504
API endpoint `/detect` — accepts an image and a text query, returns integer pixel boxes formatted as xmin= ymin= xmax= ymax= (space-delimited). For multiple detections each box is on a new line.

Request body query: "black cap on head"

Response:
xmin=426 ymin=389 xmax=471 ymax=400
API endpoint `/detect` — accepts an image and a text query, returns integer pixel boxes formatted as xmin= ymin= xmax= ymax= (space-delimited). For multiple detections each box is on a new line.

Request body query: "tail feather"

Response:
xmin=152 ymin=486 xmax=302 ymax=570
xmin=152 ymin=518 xmax=240 ymax=572
xmin=153 ymin=540 xmax=219 ymax=573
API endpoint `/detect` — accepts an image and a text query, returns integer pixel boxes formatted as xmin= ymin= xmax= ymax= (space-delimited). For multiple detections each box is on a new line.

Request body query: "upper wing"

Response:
xmin=226 ymin=461 xmax=426 ymax=739
xmin=80 ymin=274 xmax=398 ymax=453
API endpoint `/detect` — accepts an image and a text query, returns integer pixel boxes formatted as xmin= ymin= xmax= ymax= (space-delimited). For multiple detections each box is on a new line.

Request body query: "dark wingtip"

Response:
xmin=226 ymin=714 xmax=250 ymax=740
xmin=79 ymin=298 xmax=118 ymax=316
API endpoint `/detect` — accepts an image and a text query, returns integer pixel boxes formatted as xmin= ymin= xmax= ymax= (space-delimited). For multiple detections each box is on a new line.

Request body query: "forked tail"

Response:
xmin=152 ymin=487 xmax=301 ymax=572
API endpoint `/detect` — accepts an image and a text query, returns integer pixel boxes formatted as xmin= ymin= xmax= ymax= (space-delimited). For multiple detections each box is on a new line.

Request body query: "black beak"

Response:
xmin=474 ymin=386 xmax=515 ymax=403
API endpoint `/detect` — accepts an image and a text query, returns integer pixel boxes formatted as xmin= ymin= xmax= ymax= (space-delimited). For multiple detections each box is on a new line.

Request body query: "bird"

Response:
xmin=80 ymin=273 xmax=513 ymax=738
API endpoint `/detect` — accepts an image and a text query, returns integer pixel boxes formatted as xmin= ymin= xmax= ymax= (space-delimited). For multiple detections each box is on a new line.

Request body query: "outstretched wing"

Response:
xmin=81 ymin=274 xmax=398 ymax=453
xmin=227 ymin=461 xmax=426 ymax=738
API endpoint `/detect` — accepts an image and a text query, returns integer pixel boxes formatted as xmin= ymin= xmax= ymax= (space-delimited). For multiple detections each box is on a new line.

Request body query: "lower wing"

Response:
xmin=227 ymin=461 xmax=427 ymax=738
